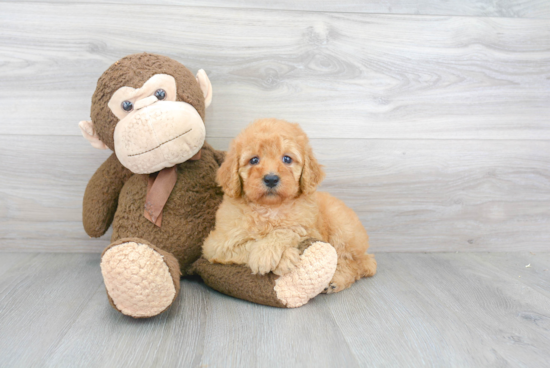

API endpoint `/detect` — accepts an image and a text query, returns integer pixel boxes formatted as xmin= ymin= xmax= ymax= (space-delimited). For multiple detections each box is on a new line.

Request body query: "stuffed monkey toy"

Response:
xmin=79 ymin=53 xmax=337 ymax=318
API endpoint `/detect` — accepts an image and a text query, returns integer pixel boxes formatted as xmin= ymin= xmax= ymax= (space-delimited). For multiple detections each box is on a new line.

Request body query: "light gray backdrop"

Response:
xmin=1 ymin=1 xmax=549 ymax=252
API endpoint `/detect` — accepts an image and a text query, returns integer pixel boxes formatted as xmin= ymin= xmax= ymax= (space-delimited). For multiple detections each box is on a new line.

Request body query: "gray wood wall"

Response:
xmin=0 ymin=1 xmax=549 ymax=253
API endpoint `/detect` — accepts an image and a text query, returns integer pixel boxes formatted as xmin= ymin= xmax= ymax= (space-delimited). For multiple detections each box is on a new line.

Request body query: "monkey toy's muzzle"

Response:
xmin=113 ymin=99 xmax=206 ymax=174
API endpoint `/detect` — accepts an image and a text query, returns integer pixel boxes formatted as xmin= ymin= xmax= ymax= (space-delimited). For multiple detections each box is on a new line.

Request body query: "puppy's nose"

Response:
xmin=263 ymin=174 xmax=280 ymax=188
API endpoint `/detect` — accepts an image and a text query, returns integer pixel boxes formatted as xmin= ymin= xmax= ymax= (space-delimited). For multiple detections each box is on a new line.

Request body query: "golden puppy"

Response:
xmin=203 ymin=118 xmax=376 ymax=293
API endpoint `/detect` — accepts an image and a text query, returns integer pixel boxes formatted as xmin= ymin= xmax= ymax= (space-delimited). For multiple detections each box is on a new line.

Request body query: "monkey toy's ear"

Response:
xmin=196 ymin=69 xmax=213 ymax=109
xmin=78 ymin=120 xmax=108 ymax=150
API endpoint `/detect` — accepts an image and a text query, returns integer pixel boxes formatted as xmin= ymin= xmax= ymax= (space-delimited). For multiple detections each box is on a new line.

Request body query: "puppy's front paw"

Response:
xmin=248 ymin=246 xmax=282 ymax=275
xmin=324 ymin=271 xmax=353 ymax=294
xmin=323 ymin=282 xmax=340 ymax=294
xmin=273 ymin=247 xmax=301 ymax=276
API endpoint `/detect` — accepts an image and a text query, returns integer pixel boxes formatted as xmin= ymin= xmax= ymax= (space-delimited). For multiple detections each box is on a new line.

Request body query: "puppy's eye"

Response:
xmin=282 ymin=155 xmax=292 ymax=164
xmin=121 ymin=100 xmax=133 ymax=112
xmin=249 ymin=157 xmax=260 ymax=165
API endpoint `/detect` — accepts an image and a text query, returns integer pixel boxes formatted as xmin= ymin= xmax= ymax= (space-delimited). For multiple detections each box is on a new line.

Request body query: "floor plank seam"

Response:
xmin=469 ymin=254 xmax=550 ymax=300
xmin=146 ymin=307 xmax=172 ymax=364
xmin=324 ymin=298 xmax=363 ymax=368
xmin=0 ymin=253 xmax=38 ymax=279
xmin=44 ymin=281 xmax=106 ymax=361
xmin=0 ymin=253 xmax=42 ymax=308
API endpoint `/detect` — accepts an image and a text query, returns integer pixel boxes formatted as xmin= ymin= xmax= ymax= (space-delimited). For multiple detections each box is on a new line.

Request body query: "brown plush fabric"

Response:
xmin=108 ymin=143 xmax=224 ymax=275
xmin=297 ymin=237 xmax=321 ymax=254
xmin=83 ymin=54 xmax=227 ymax=318
xmin=83 ymin=153 xmax=133 ymax=237
xmin=102 ymin=237 xmax=182 ymax=318
xmin=189 ymin=238 xmax=322 ymax=308
xmin=190 ymin=258 xmax=286 ymax=308
xmin=83 ymin=143 xmax=223 ymax=276
xmin=91 ymin=53 xmax=206 ymax=151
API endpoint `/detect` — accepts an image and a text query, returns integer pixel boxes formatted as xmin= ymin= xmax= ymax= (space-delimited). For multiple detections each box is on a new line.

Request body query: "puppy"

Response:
xmin=203 ymin=118 xmax=376 ymax=293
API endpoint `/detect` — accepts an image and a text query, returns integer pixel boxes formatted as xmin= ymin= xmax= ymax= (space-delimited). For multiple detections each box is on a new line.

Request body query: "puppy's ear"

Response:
xmin=300 ymin=144 xmax=325 ymax=195
xmin=217 ymin=144 xmax=241 ymax=198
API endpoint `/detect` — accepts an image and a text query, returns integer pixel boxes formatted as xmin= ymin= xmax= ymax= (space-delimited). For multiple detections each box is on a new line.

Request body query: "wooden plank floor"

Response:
xmin=0 ymin=252 xmax=549 ymax=367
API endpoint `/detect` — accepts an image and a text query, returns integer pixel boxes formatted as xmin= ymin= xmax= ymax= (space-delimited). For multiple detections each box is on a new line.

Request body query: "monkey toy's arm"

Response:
xmin=83 ymin=153 xmax=133 ymax=238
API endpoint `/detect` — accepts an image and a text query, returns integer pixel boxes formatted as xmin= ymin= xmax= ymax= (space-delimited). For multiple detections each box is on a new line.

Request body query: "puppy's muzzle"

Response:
xmin=263 ymin=174 xmax=280 ymax=188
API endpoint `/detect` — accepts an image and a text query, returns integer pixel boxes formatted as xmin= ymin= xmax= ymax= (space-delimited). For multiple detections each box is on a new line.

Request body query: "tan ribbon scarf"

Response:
xmin=144 ymin=150 xmax=202 ymax=227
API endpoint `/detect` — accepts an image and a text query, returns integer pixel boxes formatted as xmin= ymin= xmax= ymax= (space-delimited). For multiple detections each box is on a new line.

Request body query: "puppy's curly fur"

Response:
xmin=203 ymin=118 xmax=376 ymax=293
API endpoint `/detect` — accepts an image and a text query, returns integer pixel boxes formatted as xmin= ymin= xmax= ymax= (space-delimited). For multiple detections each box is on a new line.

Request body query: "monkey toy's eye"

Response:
xmin=249 ymin=157 xmax=260 ymax=165
xmin=282 ymin=156 xmax=292 ymax=164
xmin=121 ymin=100 xmax=133 ymax=112
xmin=154 ymin=89 xmax=166 ymax=100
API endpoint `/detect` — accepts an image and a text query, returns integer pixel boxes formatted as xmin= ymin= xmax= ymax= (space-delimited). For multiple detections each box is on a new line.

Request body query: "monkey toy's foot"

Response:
xmin=191 ymin=239 xmax=337 ymax=308
xmin=100 ymin=238 xmax=181 ymax=318
xmin=273 ymin=240 xmax=337 ymax=307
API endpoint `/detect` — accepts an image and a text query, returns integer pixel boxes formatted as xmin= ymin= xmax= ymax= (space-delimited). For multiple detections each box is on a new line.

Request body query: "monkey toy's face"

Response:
xmin=79 ymin=53 xmax=213 ymax=174
xmin=108 ymin=73 xmax=206 ymax=173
